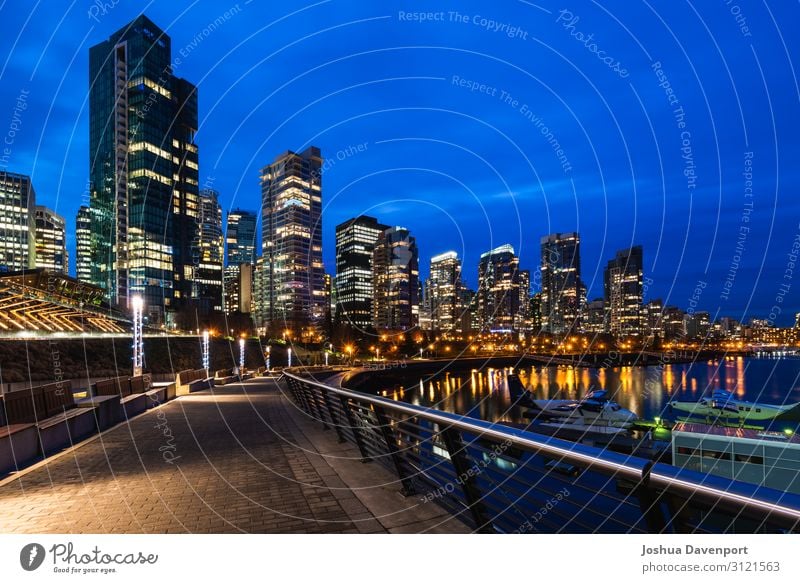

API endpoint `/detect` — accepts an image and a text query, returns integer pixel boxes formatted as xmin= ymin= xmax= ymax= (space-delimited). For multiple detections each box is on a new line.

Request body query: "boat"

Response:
xmin=668 ymin=389 xmax=800 ymax=423
xmin=506 ymin=374 xmax=639 ymax=428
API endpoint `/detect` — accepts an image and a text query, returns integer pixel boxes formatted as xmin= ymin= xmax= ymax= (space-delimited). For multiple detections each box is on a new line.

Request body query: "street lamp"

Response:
xmin=287 ymin=347 xmax=292 ymax=367
xmin=265 ymin=345 xmax=271 ymax=371
xmin=239 ymin=337 xmax=245 ymax=372
xmin=202 ymin=330 xmax=210 ymax=373
xmin=131 ymin=295 xmax=144 ymax=377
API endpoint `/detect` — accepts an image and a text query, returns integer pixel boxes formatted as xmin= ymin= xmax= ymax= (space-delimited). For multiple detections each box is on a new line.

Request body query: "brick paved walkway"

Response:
xmin=0 ymin=378 xmax=468 ymax=533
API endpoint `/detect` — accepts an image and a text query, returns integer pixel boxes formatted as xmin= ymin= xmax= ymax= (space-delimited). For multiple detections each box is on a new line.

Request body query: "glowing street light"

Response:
xmin=239 ymin=337 xmax=245 ymax=372
xmin=265 ymin=345 xmax=271 ymax=371
xmin=287 ymin=347 xmax=292 ymax=367
xmin=131 ymin=295 xmax=144 ymax=376
xmin=202 ymin=330 xmax=210 ymax=372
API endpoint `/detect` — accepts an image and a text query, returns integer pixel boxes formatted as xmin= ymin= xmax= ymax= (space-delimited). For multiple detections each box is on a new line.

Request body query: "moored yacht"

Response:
xmin=507 ymin=375 xmax=639 ymax=428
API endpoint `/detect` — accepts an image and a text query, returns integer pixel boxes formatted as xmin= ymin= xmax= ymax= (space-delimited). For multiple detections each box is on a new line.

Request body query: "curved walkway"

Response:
xmin=0 ymin=378 xmax=468 ymax=534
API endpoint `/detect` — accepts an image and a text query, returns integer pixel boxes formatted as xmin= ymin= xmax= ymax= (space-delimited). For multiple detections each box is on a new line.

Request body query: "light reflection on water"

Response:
xmin=393 ymin=357 xmax=800 ymax=426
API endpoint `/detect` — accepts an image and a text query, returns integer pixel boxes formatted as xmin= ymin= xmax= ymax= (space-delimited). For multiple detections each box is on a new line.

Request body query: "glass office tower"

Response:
xmin=335 ymin=215 xmax=388 ymax=331
xmin=89 ymin=15 xmax=199 ymax=324
xmin=259 ymin=147 xmax=325 ymax=332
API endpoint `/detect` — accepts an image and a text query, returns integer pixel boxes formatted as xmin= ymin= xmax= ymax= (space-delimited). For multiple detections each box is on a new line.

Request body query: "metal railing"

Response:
xmin=283 ymin=370 xmax=800 ymax=534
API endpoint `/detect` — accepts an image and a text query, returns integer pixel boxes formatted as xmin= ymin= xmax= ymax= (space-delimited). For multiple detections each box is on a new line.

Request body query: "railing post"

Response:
xmin=339 ymin=395 xmax=372 ymax=462
xmin=310 ymin=384 xmax=330 ymax=431
xmin=322 ymin=390 xmax=346 ymax=443
xmin=440 ymin=427 xmax=494 ymax=533
xmin=635 ymin=484 xmax=669 ymax=533
xmin=372 ymin=405 xmax=415 ymax=496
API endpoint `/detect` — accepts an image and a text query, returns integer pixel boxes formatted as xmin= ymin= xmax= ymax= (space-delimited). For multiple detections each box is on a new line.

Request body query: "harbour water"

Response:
xmin=393 ymin=356 xmax=800 ymax=430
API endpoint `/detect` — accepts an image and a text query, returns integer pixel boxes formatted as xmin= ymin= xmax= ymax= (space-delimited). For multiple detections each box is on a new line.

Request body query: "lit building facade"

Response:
xmin=193 ymin=189 xmax=224 ymax=315
xmin=0 ymin=171 xmax=36 ymax=272
xmin=372 ymin=226 xmax=419 ymax=331
xmin=225 ymin=209 xmax=257 ymax=266
xmin=604 ymin=245 xmax=643 ymax=337
xmin=34 ymin=206 xmax=68 ymax=273
xmin=477 ymin=244 xmax=520 ymax=333
xmin=76 ymin=205 xmax=92 ymax=282
xmin=89 ymin=15 xmax=200 ymax=323
xmin=426 ymin=251 xmax=462 ymax=332
xmin=583 ymin=298 xmax=607 ymax=334
xmin=335 ymin=215 xmax=387 ymax=331
xmin=223 ymin=209 xmax=256 ymax=315
xmin=259 ymin=147 xmax=325 ymax=331
xmin=540 ymin=233 xmax=583 ymax=335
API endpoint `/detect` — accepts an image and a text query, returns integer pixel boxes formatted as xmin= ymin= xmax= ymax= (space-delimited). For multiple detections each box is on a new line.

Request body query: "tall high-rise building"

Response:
xmin=225 ymin=209 xmax=257 ymax=267
xmin=89 ymin=15 xmax=200 ymax=323
xmin=477 ymin=244 xmax=521 ymax=333
xmin=529 ymin=292 xmax=542 ymax=332
xmin=583 ymin=298 xmax=607 ymax=334
xmin=223 ymin=209 xmax=257 ymax=315
xmin=663 ymin=306 xmax=685 ymax=339
xmin=459 ymin=288 xmax=479 ymax=334
xmin=193 ymin=189 xmax=224 ymax=315
xmin=34 ymin=206 xmax=68 ymax=273
xmin=604 ymin=245 xmax=643 ymax=336
xmin=516 ymin=269 xmax=531 ymax=332
xmin=334 ymin=215 xmax=387 ymax=331
xmin=258 ymin=147 xmax=325 ymax=331
xmin=0 ymin=171 xmax=35 ymax=272
xmin=372 ymin=226 xmax=419 ymax=331
xmin=427 ymin=251 xmax=462 ymax=332
xmin=224 ymin=263 xmax=253 ymax=315
xmin=540 ymin=233 xmax=583 ymax=334
xmin=76 ymin=205 xmax=92 ymax=282
xmin=643 ymin=298 xmax=664 ymax=340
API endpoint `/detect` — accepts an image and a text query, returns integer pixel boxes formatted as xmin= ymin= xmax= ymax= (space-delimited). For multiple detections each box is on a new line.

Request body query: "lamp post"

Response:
xmin=202 ymin=330 xmax=210 ymax=373
xmin=239 ymin=337 xmax=245 ymax=372
xmin=287 ymin=347 xmax=292 ymax=367
xmin=265 ymin=345 xmax=271 ymax=371
xmin=131 ymin=295 xmax=144 ymax=376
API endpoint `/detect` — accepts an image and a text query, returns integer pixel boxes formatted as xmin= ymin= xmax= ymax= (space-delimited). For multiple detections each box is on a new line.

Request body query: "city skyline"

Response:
xmin=0 ymin=3 xmax=798 ymax=324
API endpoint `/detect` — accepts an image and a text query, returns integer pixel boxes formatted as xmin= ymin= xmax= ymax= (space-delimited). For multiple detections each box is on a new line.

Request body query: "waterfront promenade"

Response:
xmin=0 ymin=378 xmax=468 ymax=534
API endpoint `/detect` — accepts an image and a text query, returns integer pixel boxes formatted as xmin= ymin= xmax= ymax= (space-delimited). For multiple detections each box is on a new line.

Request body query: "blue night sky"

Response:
xmin=0 ymin=1 xmax=798 ymax=324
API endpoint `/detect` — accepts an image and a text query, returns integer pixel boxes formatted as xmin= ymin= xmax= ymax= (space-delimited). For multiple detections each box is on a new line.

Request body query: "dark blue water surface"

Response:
xmin=392 ymin=356 xmax=800 ymax=430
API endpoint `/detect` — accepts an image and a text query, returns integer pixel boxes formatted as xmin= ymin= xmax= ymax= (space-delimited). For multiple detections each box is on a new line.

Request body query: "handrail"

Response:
xmin=283 ymin=369 xmax=800 ymax=531
xmin=285 ymin=370 xmax=647 ymax=481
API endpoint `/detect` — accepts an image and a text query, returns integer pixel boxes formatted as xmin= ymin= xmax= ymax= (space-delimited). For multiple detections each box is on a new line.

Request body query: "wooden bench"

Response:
xmin=2 ymin=382 xmax=97 ymax=457
xmin=176 ymin=369 xmax=212 ymax=395
xmin=214 ymin=368 xmax=238 ymax=385
xmin=131 ymin=374 xmax=167 ymax=409
xmin=0 ymin=394 xmax=38 ymax=475
xmin=93 ymin=376 xmax=147 ymax=419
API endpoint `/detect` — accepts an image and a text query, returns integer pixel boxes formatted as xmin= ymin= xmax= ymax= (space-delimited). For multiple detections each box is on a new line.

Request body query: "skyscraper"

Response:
xmin=477 ymin=244 xmax=520 ymax=333
xmin=604 ymin=246 xmax=643 ymax=337
xmin=426 ymin=251 xmax=462 ymax=333
xmin=335 ymin=215 xmax=388 ymax=331
xmin=372 ymin=226 xmax=419 ymax=331
xmin=89 ymin=15 xmax=199 ymax=323
xmin=76 ymin=205 xmax=92 ymax=282
xmin=34 ymin=206 xmax=68 ymax=273
xmin=540 ymin=233 xmax=583 ymax=334
xmin=223 ymin=209 xmax=257 ymax=315
xmin=259 ymin=147 xmax=325 ymax=332
xmin=193 ymin=189 xmax=224 ymax=315
xmin=516 ymin=269 xmax=531 ymax=332
xmin=225 ymin=209 xmax=257 ymax=266
xmin=0 ymin=171 xmax=35 ymax=272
